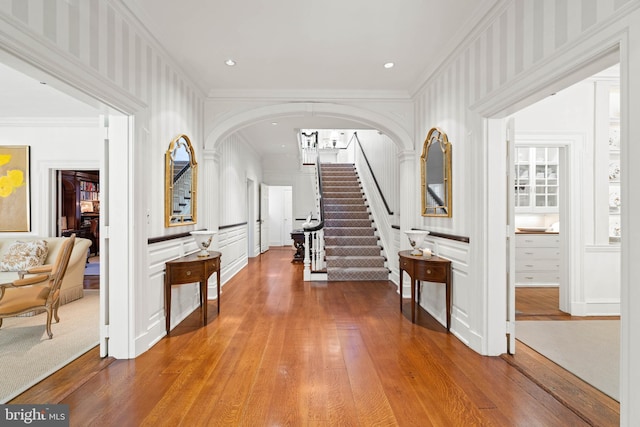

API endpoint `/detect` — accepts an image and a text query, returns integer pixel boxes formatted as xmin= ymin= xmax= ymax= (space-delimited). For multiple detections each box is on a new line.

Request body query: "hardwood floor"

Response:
xmin=508 ymin=286 xmax=619 ymax=426
xmin=12 ymin=249 xmax=619 ymax=426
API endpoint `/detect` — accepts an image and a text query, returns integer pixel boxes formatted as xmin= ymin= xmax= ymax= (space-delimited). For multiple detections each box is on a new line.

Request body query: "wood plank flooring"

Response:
xmin=12 ymin=249 xmax=619 ymax=426
xmin=508 ymin=286 xmax=619 ymax=426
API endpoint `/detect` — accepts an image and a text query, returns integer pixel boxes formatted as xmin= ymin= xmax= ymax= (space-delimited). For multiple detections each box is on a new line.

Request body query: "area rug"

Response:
xmin=84 ymin=262 xmax=100 ymax=276
xmin=0 ymin=290 xmax=99 ymax=403
xmin=516 ymin=320 xmax=620 ymax=401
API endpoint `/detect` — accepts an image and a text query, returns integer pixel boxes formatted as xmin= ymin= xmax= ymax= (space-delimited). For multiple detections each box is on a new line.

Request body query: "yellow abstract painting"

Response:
xmin=0 ymin=146 xmax=30 ymax=232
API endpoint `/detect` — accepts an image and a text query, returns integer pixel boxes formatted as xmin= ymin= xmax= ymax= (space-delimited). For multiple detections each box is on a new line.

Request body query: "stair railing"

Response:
xmin=303 ymin=159 xmax=325 ymax=280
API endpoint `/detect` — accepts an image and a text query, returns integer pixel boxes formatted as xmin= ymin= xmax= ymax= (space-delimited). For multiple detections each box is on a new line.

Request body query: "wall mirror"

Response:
xmin=165 ymin=134 xmax=197 ymax=227
xmin=421 ymin=127 xmax=452 ymax=217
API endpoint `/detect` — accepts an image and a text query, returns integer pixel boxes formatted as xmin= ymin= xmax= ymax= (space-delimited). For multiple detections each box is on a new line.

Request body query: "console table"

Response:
xmin=164 ymin=251 xmax=221 ymax=334
xmin=290 ymin=229 xmax=313 ymax=263
xmin=398 ymin=250 xmax=452 ymax=330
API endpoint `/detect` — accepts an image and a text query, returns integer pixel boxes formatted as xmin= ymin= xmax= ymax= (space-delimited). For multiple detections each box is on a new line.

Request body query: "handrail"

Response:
xmin=304 ymin=158 xmax=325 ymax=231
xmin=352 ymin=132 xmax=394 ymax=215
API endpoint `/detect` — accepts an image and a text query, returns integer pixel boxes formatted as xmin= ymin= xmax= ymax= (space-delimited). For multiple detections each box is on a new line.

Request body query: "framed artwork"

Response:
xmin=0 ymin=146 xmax=30 ymax=232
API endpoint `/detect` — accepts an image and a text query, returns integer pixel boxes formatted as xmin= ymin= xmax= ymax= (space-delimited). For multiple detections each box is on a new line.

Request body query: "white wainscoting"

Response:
xmin=582 ymin=245 xmax=621 ymax=316
xmin=392 ymin=232 xmax=473 ymax=347
xmin=217 ymin=224 xmax=249 ymax=284
xmin=139 ymin=225 xmax=248 ymax=353
xmin=139 ymin=236 xmax=200 ymax=354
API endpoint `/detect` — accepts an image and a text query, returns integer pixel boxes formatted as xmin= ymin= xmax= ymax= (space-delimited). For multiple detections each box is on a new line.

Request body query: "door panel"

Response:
xmin=260 ymin=183 xmax=269 ymax=253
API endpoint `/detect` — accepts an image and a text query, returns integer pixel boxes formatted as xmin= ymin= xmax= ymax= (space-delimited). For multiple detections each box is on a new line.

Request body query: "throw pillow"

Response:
xmin=0 ymin=240 xmax=49 ymax=272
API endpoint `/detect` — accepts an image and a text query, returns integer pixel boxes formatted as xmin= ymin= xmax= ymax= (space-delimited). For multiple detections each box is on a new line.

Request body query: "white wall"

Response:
xmin=263 ymin=163 xmax=316 ymax=230
xmin=215 ymin=133 xmax=263 ymax=274
xmin=0 ymin=120 xmax=101 ymax=236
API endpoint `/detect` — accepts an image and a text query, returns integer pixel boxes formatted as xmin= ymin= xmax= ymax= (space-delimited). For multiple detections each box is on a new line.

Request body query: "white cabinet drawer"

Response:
xmin=516 ymin=271 xmax=560 ymax=284
xmin=515 ymin=259 xmax=561 ymax=271
xmin=515 ymin=234 xmax=560 ymax=248
xmin=516 ymin=247 xmax=561 ymax=259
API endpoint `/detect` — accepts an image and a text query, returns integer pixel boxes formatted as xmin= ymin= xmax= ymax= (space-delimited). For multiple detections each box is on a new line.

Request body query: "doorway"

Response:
xmin=268 ymin=186 xmax=293 ymax=247
xmin=57 ymin=169 xmax=101 ymax=289
xmin=507 ymin=64 xmax=622 ymax=400
xmin=247 ymin=179 xmax=256 ymax=257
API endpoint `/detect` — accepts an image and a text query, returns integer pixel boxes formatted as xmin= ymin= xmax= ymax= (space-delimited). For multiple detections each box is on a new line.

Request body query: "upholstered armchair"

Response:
xmin=0 ymin=234 xmax=76 ymax=339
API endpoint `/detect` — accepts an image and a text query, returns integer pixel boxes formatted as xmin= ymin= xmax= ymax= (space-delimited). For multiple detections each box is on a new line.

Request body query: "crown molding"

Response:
xmin=206 ymin=88 xmax=412 ymax=102
xmin=409 ymin=0 xmax=508 ymax=97
xmin=0 ymin=117 xmax=100 ymax=127
xmin=111 ymin=0 xmax=208 ymax=99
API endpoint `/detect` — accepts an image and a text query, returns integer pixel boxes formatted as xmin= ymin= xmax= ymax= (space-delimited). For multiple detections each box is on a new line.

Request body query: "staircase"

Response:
xmin=321 ymin=163 xmax=388 ymax=281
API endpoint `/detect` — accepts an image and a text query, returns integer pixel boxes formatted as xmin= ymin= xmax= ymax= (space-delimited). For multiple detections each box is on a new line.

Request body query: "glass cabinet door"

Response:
xmin=515 ymin=146 xmax=559 ymax=211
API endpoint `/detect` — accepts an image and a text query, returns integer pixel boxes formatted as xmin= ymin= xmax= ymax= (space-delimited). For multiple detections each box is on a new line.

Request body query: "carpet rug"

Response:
xmin=84 ymin=262 xmax=100 ymax=276
xmin=321 ymin=163 xmax=388 ymax=281
xmin=516 ymin=320 xmax=620 ymax=401
xmin=0 ymin=290 xmax=99 ymax=403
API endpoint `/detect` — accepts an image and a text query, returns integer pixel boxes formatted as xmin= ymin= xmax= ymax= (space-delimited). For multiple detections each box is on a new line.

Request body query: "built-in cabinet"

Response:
xmin=59 ymin=170 xmax=100 ymax=254
xmin=514 ymin=147 xmax=559 ymax=212
xmin=515 ymin=233 xmax=561 ymax=286
xmin=607 ymin=85 xmax=621 ymax=244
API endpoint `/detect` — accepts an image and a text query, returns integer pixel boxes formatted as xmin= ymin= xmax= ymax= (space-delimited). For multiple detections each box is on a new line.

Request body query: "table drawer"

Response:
xmin=414 ymin=263 xmax=448 ymax=282
xmin=206 ymin=258 xmax=220 ymax=271
xmin=167 ymin=262 xmax=205 ymax=284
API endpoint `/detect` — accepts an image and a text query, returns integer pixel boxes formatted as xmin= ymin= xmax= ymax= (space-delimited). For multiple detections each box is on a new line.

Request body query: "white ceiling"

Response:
xmin=125 ymin=0 xmax=494 ymax=95
xmin=0 ymin=62 xmax=100 ymax=118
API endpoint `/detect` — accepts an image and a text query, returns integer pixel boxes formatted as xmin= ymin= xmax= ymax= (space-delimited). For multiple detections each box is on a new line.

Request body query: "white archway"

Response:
xmin=204 ymin=102 xmax=413 ymax=152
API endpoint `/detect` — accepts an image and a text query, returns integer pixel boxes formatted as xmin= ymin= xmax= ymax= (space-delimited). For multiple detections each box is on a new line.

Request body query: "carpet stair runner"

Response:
xmin=321 ymin=163 xmax=388 ymax=281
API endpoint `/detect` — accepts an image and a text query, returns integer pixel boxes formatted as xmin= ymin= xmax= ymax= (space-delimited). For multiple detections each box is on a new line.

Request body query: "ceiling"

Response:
xmin=125 ymin=0 xmax=494 ymax=95
xmin=0 ymin=62 xmax=100 ymax=118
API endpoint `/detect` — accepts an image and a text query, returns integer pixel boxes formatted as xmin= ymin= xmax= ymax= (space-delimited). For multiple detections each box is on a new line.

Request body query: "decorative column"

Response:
xmin=397 ymin=149 xmax=418 ymax=299
xmin=202 ymin=149 xmax=220 ymax=240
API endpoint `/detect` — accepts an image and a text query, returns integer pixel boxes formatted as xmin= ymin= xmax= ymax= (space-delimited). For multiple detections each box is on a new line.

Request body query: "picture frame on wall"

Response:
xmin=0 ymin=145 xmax=31 ymax=232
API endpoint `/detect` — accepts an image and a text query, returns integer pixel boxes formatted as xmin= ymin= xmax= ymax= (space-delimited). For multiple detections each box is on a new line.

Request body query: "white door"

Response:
xmin=283 ymin=187 xmax=292 ymax=244
xmin=506 ymin=117 xmax=517 ymax=354
xmin=100 ymin=113 xmax=130 ymax=358
xmin=260 ymin=183 xmax=269 ymax=253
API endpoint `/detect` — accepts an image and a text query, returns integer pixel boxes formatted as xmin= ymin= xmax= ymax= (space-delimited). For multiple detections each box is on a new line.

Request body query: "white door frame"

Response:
xmin=247 ymin=179 xmax=255 ymax=257
xmin=511 ymin=135 xmax=583 ymax=315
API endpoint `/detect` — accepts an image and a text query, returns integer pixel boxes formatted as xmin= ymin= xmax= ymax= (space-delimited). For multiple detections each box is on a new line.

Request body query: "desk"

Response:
xmin=165 ymin=251 xmax=221 ymax=334
xmin=398 ymin=250 xmax=452 ymax=330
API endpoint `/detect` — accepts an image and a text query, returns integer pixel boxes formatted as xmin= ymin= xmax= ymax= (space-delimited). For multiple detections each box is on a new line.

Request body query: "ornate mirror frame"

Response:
xmin=165 ymin=134 xmax=197 ymax=227
xmin=421 ymin=127 xmax=452 ymax=217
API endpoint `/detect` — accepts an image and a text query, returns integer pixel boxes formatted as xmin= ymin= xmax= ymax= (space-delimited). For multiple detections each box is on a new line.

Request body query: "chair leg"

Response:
xmin=53 ymin=300 xmax=61 ymax=323
xmin=0 ymin=318 xmax=3 ymax=328
xmin=45 ymin=308 xmax=54 ymax=339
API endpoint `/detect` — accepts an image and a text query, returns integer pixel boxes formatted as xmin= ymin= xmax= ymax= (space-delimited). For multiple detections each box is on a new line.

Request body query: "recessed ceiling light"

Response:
xmin=384 ymin=62 xmax=394 ymax=69
xmin=225 ymin=59 xmax=236 ymax=66
xmin=281 ymin=144 xmax=286 ymax=148
xmin=271 ymin=122 xmax=278 ymax=126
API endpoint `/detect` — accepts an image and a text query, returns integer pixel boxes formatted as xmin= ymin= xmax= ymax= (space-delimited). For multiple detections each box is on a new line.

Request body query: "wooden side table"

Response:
xmin=398 ymin=250 xmax=452 ymax=330
xmin=165 ymin=251 xmax=221 ymax=334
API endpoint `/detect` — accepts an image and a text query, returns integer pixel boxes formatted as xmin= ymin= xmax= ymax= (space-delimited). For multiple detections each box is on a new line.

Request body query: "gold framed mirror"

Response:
xmin=165 ymin=134 xmax=197 ymax=227
xmin=421 ymin=127 xmax=452 ymax=217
